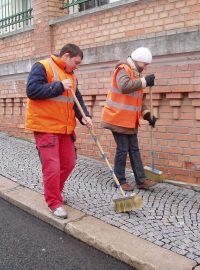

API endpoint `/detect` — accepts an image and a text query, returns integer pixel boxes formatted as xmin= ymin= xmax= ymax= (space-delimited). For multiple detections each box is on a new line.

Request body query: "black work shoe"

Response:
xmin=137 ymin=179 xmax=157 ymax=190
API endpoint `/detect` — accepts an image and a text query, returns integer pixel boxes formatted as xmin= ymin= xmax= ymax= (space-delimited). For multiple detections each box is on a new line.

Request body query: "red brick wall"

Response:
xmin=51 ymin=0 xmax=200 ymax=50
xmin=0 ymin=0 xmax=200 ymax=184
xmin=0 ymin=31 xmax=33 ymax=63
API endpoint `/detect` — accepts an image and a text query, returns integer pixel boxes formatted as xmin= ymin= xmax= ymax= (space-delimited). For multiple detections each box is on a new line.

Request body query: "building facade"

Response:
xmin=0 ymin=0 xmax=200 ymax=184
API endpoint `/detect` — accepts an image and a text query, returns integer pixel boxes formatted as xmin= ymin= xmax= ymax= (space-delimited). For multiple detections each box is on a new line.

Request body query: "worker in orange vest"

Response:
xmin=101 ymin=47 xmax=157 ymax=191
xmin=26 ymin=44 xmax=93 ymax=219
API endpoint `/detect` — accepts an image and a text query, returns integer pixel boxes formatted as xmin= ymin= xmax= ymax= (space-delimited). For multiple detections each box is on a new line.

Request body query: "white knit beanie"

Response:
xmin=131 ymin=47 xmax=152 ymax=64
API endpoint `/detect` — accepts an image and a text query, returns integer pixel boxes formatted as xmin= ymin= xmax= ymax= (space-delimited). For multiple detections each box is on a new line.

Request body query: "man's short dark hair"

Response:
xmin=60 ymin=44 xmax=83 ymax=59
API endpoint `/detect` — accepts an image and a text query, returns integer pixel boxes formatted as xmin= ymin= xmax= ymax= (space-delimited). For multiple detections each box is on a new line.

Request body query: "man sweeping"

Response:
xmin=101 ymin=47 xmax=157 ymax=191
xmin=25 ymin=44 xmax=93 ymax=219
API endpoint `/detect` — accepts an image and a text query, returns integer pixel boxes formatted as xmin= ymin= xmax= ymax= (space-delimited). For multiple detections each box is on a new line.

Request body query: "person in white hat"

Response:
xmin=101 ymin=47 xmax=157 ymax=191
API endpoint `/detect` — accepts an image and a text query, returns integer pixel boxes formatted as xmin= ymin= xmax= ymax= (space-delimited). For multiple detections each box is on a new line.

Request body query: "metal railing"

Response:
xmin=0 ymin=0 xmax=32 ymax=36
xmin=61 ymin=0 xmax=108 ymax=14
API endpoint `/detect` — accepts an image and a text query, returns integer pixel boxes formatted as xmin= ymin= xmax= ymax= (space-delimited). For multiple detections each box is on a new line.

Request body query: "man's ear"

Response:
xmin=63 ymin=52 xmax=70 ymax=59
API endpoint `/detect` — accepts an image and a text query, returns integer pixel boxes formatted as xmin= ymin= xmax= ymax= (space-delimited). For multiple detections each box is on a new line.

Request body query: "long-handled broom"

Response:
xmin=144 ymin=87 xmax=164 ymax=182
xmin=70 ymin=88 xmax=143 ymax=213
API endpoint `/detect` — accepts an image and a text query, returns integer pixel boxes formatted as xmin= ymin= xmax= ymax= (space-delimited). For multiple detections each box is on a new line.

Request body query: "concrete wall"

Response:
xmin=0 ymin=0 xmax=200 ymax=184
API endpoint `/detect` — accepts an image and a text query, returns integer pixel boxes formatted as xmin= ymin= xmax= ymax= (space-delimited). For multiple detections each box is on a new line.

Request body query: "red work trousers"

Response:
xmin=34 ymin=132 xmax=76 ymax=209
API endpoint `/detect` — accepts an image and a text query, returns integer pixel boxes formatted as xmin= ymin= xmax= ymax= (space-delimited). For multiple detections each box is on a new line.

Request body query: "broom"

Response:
xmin=70 ymin=87 xmax=143 ymax=213
xmin=144 ymin=87 xmax=164 ymax=182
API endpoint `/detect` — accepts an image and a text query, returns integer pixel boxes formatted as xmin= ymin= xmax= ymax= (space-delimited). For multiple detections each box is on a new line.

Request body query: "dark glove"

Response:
xmin=143 ymin=112 xmax=157 ymax=128
xmin=145 ymin=74 xmax=155 ymax=87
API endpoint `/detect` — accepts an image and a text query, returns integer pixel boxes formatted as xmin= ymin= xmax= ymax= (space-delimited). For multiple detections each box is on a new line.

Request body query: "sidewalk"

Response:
xmin=0 ymin=132 xmax=199 ymax=270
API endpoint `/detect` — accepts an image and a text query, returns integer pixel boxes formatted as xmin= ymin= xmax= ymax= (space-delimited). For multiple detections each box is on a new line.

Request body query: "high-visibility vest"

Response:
xmin=25 ymin=55 xmax=76 ymax=134
xmin=101 ymin=64 xmax=143 ymax=128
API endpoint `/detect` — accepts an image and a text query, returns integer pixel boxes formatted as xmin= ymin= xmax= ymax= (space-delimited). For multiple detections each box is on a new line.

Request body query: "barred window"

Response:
xmin=0 ymin=0 xmax=32 ymax=36
xmin=61 ymin=0 xmax=119 ymax=14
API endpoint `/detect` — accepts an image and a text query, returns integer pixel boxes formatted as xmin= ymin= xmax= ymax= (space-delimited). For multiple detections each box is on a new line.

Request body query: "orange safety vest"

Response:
xmin=101 ymin=64 xmax=143 ymax=128
xmin=25 ymin=55 xmax=76 ymax=134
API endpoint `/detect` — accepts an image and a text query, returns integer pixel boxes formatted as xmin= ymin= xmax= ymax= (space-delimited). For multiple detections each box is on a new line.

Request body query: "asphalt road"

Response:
xmin=0 ymin=198 xmax=135 ymax=270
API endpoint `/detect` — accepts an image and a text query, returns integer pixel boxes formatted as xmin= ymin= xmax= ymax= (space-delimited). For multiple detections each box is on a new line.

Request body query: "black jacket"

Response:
xmin=26 ymin=62 xmax=90 ymax=123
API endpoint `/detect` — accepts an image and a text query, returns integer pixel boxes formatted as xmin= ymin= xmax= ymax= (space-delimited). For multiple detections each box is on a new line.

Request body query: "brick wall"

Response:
xmin=0 ymin=0 xmax=200 ymax=184
xmin=50 ymin=0 xmax=200 ymax=49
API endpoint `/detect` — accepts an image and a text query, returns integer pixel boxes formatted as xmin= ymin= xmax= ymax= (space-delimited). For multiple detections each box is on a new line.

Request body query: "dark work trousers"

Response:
xmin=112 ymin=132 xmax=146 ymax=185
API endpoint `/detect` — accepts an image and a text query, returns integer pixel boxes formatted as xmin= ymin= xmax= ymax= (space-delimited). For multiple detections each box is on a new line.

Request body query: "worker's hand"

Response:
xmin=143 ymin=112 xmax=157 ymax=128
xmin=82 ymin=117 xmax=93 ymax=128
xmin=62 ymin=79 xmax=72 ymax=90
xmin=145 ymin=74 xmax=155 ymax=87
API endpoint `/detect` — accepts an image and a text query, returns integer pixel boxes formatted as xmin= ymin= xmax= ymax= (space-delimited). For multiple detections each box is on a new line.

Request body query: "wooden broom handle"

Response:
xmin=149 ymin=87 xmax=155 ymax=170
xmin=70 ymin=88 xmax=126 ymax=197
xmin=150 ymin=86 xmax=153 ymax=118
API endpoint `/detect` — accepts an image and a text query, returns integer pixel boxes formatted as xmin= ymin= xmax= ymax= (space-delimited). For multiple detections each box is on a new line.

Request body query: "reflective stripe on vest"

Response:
xmin=47 ymin=58 xmax=59 ymax=80
xmin=106 ymin=99 xmax=142 ymax=111
xmin=49 ymin=95 xmax=74 ymax=102
xmin=110 ymin=87 xmax=143 ymax=98
xmin=46 ymin=58 xmax=75 ymax=104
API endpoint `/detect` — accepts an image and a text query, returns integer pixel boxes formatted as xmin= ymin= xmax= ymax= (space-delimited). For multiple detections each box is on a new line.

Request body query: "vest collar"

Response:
xmin=127 ymin=56 xmax=136 ymax=69
xmin=127 ymin=57 xmax=141 ymax=77
xmin=51 ymin=55 xmax=66 ymax=70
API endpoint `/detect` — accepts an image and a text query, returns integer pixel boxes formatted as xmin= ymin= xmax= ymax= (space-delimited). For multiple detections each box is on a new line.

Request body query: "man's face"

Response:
xmin=62 ymin=53 xmax=82 ymax=73
xmin=136 ymin=61 xmax=149 ymax=72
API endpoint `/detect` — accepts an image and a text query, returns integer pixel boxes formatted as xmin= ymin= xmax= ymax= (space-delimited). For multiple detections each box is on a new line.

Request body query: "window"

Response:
xmin=61 ymin=0 xmax=109 ymax=14
xmin=0 ymin=0 xmax=32 ymax=35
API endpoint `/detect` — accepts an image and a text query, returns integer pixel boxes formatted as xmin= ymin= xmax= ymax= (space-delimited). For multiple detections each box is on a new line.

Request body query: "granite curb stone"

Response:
xmin=0 ymin=175 xmax=197 ymax=270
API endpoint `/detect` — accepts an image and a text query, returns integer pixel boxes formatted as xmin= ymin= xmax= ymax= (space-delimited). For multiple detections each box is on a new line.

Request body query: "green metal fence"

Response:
xmin=0 ymin=0 xmax=32 ymax=35
xmin=61 ymin=0 xmax=108 ymax=14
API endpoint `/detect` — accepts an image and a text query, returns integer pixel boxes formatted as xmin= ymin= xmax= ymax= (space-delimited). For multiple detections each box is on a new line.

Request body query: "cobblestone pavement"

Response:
xmin=0 ymin=132 xmax=200 ymax=264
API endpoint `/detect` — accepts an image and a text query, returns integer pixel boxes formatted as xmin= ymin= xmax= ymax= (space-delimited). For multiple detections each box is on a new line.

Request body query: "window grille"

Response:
xmin=61 ymin=0 xmax=109 ymax=14
xmin=0 ymin=0 xmax=32 ymax=36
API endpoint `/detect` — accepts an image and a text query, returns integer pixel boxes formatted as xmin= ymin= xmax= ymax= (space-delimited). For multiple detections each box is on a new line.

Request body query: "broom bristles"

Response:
xmin=144 ymin=166 xmax=164 ymax=182
xmin=114 ymin=195 xmax=143 ymax=213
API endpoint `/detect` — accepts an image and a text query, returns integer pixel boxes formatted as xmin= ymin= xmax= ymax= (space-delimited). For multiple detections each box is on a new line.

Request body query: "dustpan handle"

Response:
xmin=70 ymin=87 xmax=126 ymax=197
